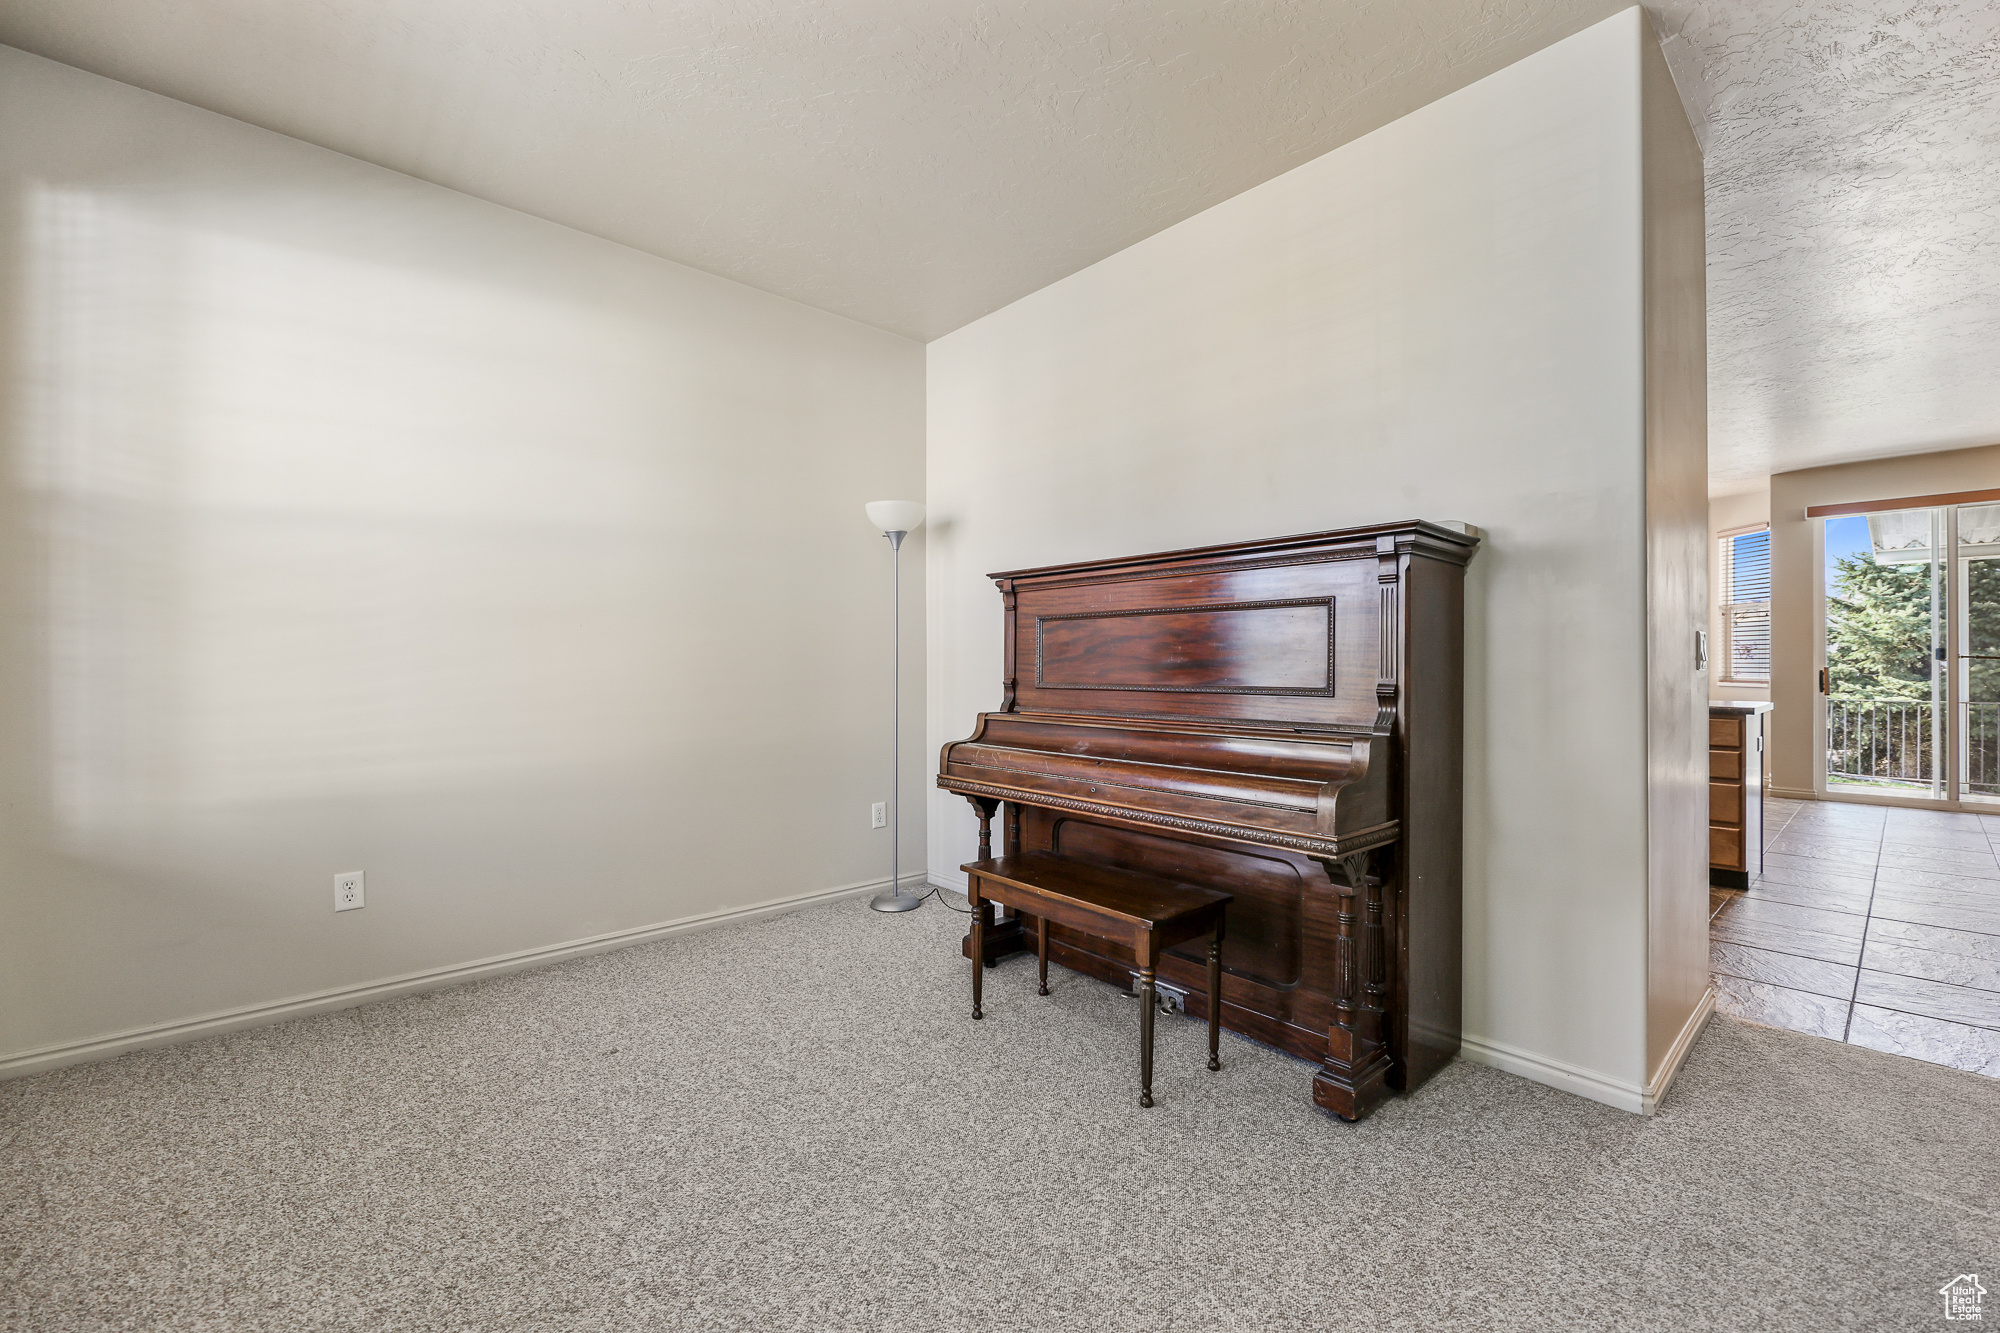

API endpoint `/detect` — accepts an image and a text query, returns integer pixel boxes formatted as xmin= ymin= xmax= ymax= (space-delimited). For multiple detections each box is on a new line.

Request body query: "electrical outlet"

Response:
xmin=871 ymin=802 xmax=887 ymax=829
xmin=334 ymin=871 xmax=365 ymax=912
xmin=1131 ymin=973 xmax=1190 ymax=1014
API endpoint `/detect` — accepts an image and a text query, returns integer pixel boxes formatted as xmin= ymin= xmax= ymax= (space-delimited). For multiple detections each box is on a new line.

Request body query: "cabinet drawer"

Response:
xmin=1709 ymin=716 xmax=1743 ymax=749
xmin=1709 ymin=748 xmax=1742 ymax=781
xmin=1709 ymin=824 xmax=1744 ymax=870
xmin=1710 ymin=780 xmax=1743 ymax=826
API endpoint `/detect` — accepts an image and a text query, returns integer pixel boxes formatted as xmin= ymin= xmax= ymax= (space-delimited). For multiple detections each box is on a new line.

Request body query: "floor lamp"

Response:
xmin=865 ymin=500 xmax=926 ymax=912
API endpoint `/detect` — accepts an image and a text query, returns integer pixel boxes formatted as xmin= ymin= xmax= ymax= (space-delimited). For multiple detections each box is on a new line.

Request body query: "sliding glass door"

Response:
xmin=1821 ymin=501 xmax=2000 ymax=805
xmin=1955 ymin=503 xmax=2000 ymax=804
xmin=1823 ymin=507 xmax=1943 ymax=797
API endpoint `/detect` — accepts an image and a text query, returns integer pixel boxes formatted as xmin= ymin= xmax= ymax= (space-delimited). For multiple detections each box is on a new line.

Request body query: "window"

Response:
xmin=1719 ymin=526 xmax=1771 ymax=682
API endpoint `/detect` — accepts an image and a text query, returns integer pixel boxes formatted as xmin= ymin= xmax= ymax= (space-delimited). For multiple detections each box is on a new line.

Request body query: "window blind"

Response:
xmin=1719 ymin=528 xmax=1770 ymax=681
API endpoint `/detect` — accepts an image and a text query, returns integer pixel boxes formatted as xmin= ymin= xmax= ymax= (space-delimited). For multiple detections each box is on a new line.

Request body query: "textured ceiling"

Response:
xmin=0 ymin=2 xmax=1996 ymax=489
xmin=1656 ymin=0 xmax=2000 ymax=493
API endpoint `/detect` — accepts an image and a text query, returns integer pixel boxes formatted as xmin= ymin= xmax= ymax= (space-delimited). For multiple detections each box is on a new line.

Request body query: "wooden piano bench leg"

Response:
xmin=1037 ymin=915 xmax=1049 ymax=996
xmin=971 ymin=885 xmax=990 ymax=1021
xmin=1138 ymin=966 xmax=1156 ymax=1109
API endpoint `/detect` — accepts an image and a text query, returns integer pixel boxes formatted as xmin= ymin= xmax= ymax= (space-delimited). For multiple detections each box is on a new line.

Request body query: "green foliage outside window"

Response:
xmin=1826 ymin=555 xmax=1933 ymax=702
xmin=1826 ymin=553 xmax=2000 ymax=702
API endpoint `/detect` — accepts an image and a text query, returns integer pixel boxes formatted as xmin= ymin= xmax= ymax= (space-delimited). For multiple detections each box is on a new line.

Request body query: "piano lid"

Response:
xmin=986 ymin=520 xmax=1477 ymax=584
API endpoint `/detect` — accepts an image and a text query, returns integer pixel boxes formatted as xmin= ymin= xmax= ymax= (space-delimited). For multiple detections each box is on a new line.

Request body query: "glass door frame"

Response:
xmin=1952 ymin=503 xmax=2000 ymax=807
xmin=1812 ymin=493 xmax=2000 ymax=811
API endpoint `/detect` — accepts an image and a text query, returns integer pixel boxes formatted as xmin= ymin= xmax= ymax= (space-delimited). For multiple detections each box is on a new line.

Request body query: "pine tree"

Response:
xmin=1969 ymin=559 xmax=2000 ymax=702
xmin=1825 ymin=554 xmax=1935 ymax=702
xmin=1826 ymin=554 xmax=2000 ymax=701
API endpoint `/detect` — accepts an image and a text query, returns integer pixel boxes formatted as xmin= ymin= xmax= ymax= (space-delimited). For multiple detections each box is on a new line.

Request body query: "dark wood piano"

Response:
xmin=938 ymin=520 xmax=1476 ymax=1121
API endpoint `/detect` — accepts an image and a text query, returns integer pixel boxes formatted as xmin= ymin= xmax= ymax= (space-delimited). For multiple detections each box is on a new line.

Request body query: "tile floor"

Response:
xmin=1710 ymin=797 xmax=2000 ymax=1077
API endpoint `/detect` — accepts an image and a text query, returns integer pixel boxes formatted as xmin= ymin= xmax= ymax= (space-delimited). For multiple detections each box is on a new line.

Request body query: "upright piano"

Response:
xmin=937 ymin=521 xmax=1476 ymax=1121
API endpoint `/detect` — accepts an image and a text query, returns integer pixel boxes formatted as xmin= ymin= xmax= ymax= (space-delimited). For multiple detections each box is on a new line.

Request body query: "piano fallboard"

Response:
xmin=939 ymin=712 xmax=1395 ymax=860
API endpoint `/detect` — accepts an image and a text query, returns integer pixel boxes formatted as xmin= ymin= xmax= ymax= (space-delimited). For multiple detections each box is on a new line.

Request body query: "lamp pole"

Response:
xmin=865 ymin=501 xmax=926 ymax=912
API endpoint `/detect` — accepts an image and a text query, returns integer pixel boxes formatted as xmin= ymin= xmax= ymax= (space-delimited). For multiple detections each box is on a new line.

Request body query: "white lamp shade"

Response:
xmin=865 ymin=500 xmax=926 ymax=534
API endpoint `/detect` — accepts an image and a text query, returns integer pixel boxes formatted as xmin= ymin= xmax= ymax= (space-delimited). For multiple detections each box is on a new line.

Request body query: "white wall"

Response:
xmin=927 ymin=9 xmax=1704 ymax=1107
xmin=0 ymin=47 xmax=927 ymax=1072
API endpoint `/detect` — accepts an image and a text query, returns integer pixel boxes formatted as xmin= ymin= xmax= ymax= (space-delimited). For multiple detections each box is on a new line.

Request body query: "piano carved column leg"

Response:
xmin=968 ymin=795 xmax=997 ymax=862
xmin=991 ymin=799 xmax=1027 ymax=969
xmin=1311 ymin=850 xmax=1393 ymax=1122
xmin=1358 ymin=847 xmax=1391 ymax=1053
xmin=959 ymin=796 xmax=1026 ymax=968
xmin=1207 ymin=919 xmax=1224 ymax=1072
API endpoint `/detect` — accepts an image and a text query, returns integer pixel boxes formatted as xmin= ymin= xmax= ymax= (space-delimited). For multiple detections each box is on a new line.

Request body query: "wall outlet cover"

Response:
xmin=871 ymin=802 xmax=887 ymax=829
xmin=334 ymin=871 xmax=365 ymax=912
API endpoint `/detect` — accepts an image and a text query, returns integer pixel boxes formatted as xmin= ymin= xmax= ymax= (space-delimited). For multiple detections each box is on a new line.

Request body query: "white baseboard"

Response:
xmin=1458 ymin=1034 xmax=1650 ymax=1114
xmin=0 ymin=874 xmax=900 ymax=1082
xmin=1459 ymin=986 xmax=1715 ymax=1117
xmin=1641 ymin=985 xmax=1715 ymax=1115
xmin=1770 ymin=785 xmax=1818 ymax=801
xmin=1804 ymin=788 xmax=1971 ymax=812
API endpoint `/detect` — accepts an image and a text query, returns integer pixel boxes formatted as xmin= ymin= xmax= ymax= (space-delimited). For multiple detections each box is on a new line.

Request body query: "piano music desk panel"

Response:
xmin=1014 ymin=565 xmax=1381 ymax=728
xmin=1036 ymin=599 xmax=1334 ymax=693
xmin=941 ymin=521 xmax=1476 ymax=1122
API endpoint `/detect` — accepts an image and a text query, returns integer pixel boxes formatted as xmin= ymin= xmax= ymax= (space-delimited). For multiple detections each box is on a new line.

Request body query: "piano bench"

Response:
xmin=962 ymin=851 xmax=1232 ymax=1109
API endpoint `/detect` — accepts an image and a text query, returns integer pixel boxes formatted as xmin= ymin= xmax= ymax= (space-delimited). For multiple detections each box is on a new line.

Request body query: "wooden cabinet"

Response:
xmin=1709 ymin=702 xmax=1772 ymax=888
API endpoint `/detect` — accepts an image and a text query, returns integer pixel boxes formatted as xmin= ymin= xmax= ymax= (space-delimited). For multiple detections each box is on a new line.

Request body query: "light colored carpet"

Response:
xmin=3 ymin=895 xmax=1996 ymax=1332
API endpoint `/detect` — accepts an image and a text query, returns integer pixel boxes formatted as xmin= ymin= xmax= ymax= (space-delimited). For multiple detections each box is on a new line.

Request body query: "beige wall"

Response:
xmin=1640 ymin=28 xmax=1711 ymax=1091
xmin=0 ymin=47 xmax=927 ymax=1072
xmin=1770 ymin=441 xmax=2000 ymax=797
xmin=927 ymin=9 xmax=1706 ymax=1111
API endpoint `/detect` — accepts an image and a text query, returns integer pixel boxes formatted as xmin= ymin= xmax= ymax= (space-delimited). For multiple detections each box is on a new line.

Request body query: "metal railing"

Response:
xmin=1968 ymin=701 xmax=2000 ymax=796
xmin=1826 ymin=698 xmax=2000 ymax=794
xmin=1826 ymin=698 xmax=1933 ymax=788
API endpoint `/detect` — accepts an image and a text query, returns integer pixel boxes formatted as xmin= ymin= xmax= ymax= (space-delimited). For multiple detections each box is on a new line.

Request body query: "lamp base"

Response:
xmin=869 ymin=886 xmax=926 ymax=913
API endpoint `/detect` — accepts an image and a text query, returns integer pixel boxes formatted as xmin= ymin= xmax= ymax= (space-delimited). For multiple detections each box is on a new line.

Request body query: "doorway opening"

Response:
xmin=1820 ymin=501 xmax=2000 ymax=809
